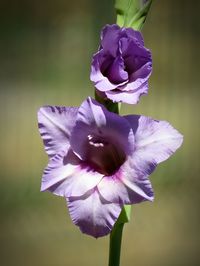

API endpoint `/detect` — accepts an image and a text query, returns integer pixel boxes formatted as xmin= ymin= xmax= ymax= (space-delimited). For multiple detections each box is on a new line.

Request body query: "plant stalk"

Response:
xmin=108 ymin=222 xmax=124 ymax=266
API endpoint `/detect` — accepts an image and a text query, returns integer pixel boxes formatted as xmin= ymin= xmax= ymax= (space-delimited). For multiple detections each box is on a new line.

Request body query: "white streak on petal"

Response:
xmin=125 ymin=115 xmax=183 ymax=164
xmin=41 ymin=151 xmax=79 ymax=195
xmin=62 ymin=167 xmax=103 ymax=198
xmin=38 ymin=106 xmax=78 ymax=157
xmin=98 ymin=160 xmax=154 ymax=205
xmin=41 ymin=150 xmax=103 ymax=198
xmin=67 ymin=189 xmax=122 ymax=238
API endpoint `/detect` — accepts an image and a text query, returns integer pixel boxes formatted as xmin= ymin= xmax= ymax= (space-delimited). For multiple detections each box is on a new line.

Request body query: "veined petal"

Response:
xmin=67 ymin=189 xmax=122 ymax=238
xmin=62 ymin=166 xmax=103 ymax=198
xmin=120 ymin=156 xmax=154 ymax=202
xmin=98 ymin=159 xmax=154 ymax=205
xmin=97 ymin=173 xmax=130 ymax=204
xmin=41 ymin=150 xmax=79 ymax=195
xmin=124 ymin=115 xmax=183 ymax=164
xmin=70 ymin=97 xmax=134 ymax=160
xmin=42 ymin=150 xmax=102 ymax=198
xmin=38 ymin=106 xmax=78 ymax=157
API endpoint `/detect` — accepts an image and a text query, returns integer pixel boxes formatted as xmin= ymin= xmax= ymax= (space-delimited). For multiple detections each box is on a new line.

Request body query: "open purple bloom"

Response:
xmin=90 ymin=24 xmax=152 ymax=104
xmin=38 ymin=97 xmax=183 ymax=238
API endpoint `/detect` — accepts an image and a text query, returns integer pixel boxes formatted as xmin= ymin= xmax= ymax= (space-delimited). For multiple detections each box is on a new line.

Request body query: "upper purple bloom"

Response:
xmin=38 ymin=97 xmax=183 ymax=238
xmin=90 ymin=24 xmax=152 ymax=104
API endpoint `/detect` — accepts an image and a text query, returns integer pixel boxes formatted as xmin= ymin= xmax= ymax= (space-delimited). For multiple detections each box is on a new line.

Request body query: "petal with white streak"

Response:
xmin=67 ymin=189 xmax=122 ymax=238
xmin=41 ymin=150 xmax=103 ymax=197
xmin=125 ymin=115 xmax=183 ymax=164
xmin=38 ymin=106 xmax=78 ymax=157
xmin=98 ymin=158 xmax=154 ymax=205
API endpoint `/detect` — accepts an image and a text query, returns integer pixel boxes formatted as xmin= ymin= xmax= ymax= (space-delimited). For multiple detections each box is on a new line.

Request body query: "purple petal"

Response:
xmin=61 ymin=167 xmax=103 ymax=198
xmin=105 ymin=82 xmax=148 ymax=104
xmin=38 ymin=106 xmax=78 ymax=157
xmin=120 ymin=156 xmax=154 ymax=202
xmin=90 ymin=51 xmax=117 ymax=92
xmin=41 ymin=150 xmax=103 ymax=198
xmin=124 ymin=115 xmax=183 ymax=164
xmin=106 ymin=56 xmax=128 ymax=84
xmin=90 ymin=24 xmax=152 ymax=104
xmin=128 ymin=62 xmax=152 ymax=86
xmin=67 ymin=189 xmax=122 ymax=238
xmin=124 ymin=28 xmax=144 ymax=46
xmin=98 ymin=158 xmax=154 ymax=205
xmin=100 ymin=24 xmax=121 ymax=57
xmin=119 ymin=37 xmax=152 ymax=80
xmin=41 ymin=150 xmax=78 ymax=194
xmin=120 ymin=37 xmax=151 ymax=68
xmin=70 ymin=97 xmax=134 ymax=160
xmin=93 ymin=75 xmax=118 ymax=92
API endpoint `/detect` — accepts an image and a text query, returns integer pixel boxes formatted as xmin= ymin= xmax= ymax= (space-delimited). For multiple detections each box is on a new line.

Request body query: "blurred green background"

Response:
xmin=0 ymin=0 xmax=199 ymax=265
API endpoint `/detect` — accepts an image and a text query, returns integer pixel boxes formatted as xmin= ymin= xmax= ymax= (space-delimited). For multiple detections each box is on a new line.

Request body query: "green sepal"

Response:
xmin=95 ymin=91 xmax=121 ymax=114
xmin=115 ymin=0 xmax=152 ymax=30
xmin=115 ymin=205 xmax=131 ymax=225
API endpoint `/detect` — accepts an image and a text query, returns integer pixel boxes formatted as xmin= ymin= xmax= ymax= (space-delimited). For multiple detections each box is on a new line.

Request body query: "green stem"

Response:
xmin=95 ymin=91 xmax=121 ymax=114
xmin=108 ymin=222 xmax=124 ymax=266
xmin=108 ymin=206 xmax=131 ymax=266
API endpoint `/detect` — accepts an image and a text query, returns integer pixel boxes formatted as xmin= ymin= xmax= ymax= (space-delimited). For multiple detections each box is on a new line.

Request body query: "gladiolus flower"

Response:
xmin=38 ymin=97 xmax=183 ymax=238
xmin=90 ymin=24 xmax=152 ymax=104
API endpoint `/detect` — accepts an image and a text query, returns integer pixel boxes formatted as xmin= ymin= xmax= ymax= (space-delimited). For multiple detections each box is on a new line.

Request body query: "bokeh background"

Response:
xmin=0 ymin=0 xmax=199 ymax=265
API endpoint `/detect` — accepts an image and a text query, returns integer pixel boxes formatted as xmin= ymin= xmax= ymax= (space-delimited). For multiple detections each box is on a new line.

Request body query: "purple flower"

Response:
xmin=90 ymin=24 xmax=152 ymax=104
xmin=38 ymin=97 xmax=183 ymax=238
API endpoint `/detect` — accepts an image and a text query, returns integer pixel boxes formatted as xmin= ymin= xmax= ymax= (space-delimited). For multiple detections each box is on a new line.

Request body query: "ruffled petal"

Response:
xmin=124 ymin=28 xmax=144 ymax=46
xmin=124 ymin=115 xmax=183 ymax=164
xmin=94 ymin=76 xmax=118 ymax=92
xmin=120 ymin=38 xmax=152 ymax=88
xmin=100 ymin=24 xmax=121 ymax=57
xmin=128 ymin=62 xmax=152 ymax=87
xmin=67 ymin=189 xmax=122 ymax=238
xmin=107 ymin=56 xmax=128 ymax=84
xmin=120 ymin=37 xmax=151 ymax=68
xmin=70 ymin=97 xmax=134 ymax=160
xmin=90 ymin=51 xmax=117 ymax=92
xmin=90 ymin=24 xmax=152 ymax=105
xmin=38 ymin=106 xmax=78 ymax=157
xmin=105 ymin=82 xmax=148 ymax=104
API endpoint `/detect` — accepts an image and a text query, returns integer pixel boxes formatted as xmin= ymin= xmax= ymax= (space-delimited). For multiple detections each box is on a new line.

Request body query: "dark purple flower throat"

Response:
xmin=84 ymin=134 xmax=126 ymax=175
